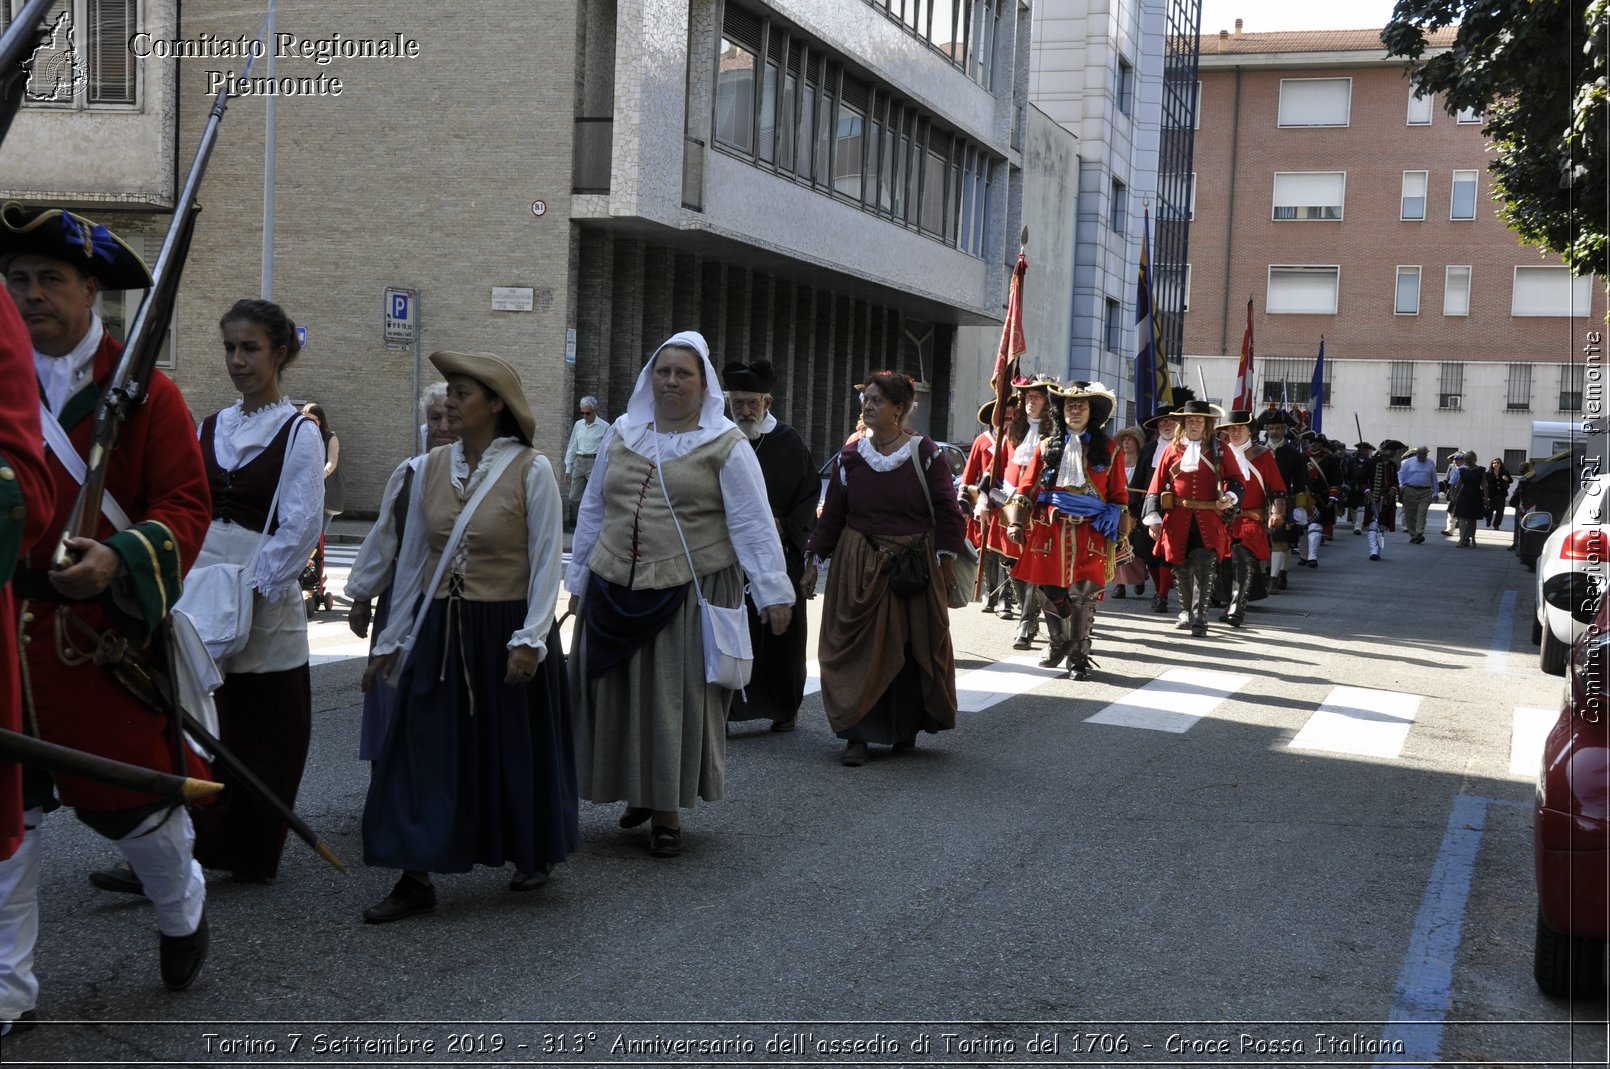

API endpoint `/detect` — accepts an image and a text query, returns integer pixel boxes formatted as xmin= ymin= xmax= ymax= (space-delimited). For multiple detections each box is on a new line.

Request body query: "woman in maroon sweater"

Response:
xmin=803 ymin=371 xmax=966 ymax=767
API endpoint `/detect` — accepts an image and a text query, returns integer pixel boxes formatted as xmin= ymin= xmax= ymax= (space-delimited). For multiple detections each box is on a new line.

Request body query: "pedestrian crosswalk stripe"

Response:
xmin=1083 ymin=667 xmax=1252 ymax=733
xmin=309 ymin=636 xmax=371 ymax=666
xmin=957 ymin=654 xmax=1066 ymax=712
xmin=1510 ymin=706 xmax=1556 ymax=778
xmin=1289 ymin=686 xmax=1420 ymax=759
xmin=804 ymin=660 xmax=821 ymax=696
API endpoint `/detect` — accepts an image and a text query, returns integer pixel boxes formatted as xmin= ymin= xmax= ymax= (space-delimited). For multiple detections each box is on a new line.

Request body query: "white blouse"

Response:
xmin=371 ymin=438 xmax=564 ymax=661
xmin=564 ymin=417 xmax=794 ymax=608
xmin=202 ymin=399 xmax=326 ymax=600
xmin=343 ymin=454 xmax=424 ymax=602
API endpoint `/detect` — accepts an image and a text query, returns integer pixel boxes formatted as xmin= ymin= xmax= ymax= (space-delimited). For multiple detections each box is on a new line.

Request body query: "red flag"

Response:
xmin=991 ymin=252 xmax=1029 ymax=394
xmin=1232 ymin=298 xmax=1255 ymax=410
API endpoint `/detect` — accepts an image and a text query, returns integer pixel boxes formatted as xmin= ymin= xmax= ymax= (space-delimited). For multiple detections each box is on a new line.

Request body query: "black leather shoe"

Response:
xmin=1011 ymin=637 xmax=1033 ymax=650
xmin=841 ymin=741 xmax=868 ymax=767
xmin=3 ymin=1009 xmax=38 ymax=1037
xmin=160 ymin=913 xmax=209 ymax=991
xmin=508 ymin=864 xmax=552 ymax=892
xmin=769 ymin=715 xmax=798 ymax=733
xmin=649 ymin=826 xmax=683 ymax=857
xmin=363 ymin=876 xmax=436 ymax=923
xmin=890 ymin=738 xmax=916 ymax=754
xmin=89 ymin=861 xmax=144 ymax=896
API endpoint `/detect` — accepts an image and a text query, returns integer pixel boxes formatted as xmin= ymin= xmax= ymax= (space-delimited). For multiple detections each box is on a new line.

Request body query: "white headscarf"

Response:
xmin=624 ymin=330 xmax=730 ymax=431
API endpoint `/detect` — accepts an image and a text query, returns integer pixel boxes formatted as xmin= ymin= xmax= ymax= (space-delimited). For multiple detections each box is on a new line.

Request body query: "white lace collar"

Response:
xmin=228 ymin=396 xmax=295 ymax=423
xmin=856 ymin=433 xmax=915 ymax=472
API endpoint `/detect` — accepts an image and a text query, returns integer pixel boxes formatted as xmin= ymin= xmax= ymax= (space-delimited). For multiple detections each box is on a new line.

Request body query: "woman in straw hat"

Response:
xmin=1003 ymin=381 xmax=1132 ymax=680
xmin=358 ymin=351 xmax=575 ymax=922
xmin=803 ymin=370 xmax=965 ymax=765
xmin=565 ymin=332 xmax=792 ymax=857
xmin=1142 ymin=399 xmax=1234 ymax=636
xmin=186 ymin=299 xmax=326 ymax=886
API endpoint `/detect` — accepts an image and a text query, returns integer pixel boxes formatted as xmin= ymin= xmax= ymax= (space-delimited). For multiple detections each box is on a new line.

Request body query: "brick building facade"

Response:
xmin=1182 ymin=26 xmax=1606 ymax=466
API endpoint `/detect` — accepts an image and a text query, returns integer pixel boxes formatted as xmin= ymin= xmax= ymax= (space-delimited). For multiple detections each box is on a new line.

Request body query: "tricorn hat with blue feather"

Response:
xmin=0 ymin=202 xmax=153 ymax=291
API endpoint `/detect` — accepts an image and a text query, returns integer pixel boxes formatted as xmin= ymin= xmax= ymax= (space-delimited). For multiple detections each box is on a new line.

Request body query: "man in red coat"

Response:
xmin=1143 ymin=400 xmax=1234 ymax=637
xmin=0 ymin=205 xmax=213 ymax=1031
xmin=959 ymin=393 xmax=1021 ymax=616
xmin=1217 ymin=410 xmax=1287 ymax=628
xmin=1004 ymin=382 xmax=1131 ymax=680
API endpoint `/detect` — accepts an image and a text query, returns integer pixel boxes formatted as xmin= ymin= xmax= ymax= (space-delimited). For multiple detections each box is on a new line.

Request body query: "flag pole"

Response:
xmin=979 ymin=229 xmax=1029 ymax=600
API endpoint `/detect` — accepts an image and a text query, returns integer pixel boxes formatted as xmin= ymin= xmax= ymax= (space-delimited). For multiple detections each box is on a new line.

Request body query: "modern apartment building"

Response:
xmin=948 ymin=0 xmax=1199 ymax=437
xmin=1183 ymin=25 xmax=1606 ymax=467
xmin=2 ymin=0 xmax=1034 ymax=508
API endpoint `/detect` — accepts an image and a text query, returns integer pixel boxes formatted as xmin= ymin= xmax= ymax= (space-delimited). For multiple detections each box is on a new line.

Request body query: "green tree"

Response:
xmin=1383 ymin=0 xmax=1607 ymax=277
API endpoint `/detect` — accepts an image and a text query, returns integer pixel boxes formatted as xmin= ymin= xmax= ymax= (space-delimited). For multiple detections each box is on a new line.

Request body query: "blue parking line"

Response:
xmin=1487 ymin=590 xmax=1518 ymax=673
xmin=1376 ymin=794 xmax=1490 ymax=1065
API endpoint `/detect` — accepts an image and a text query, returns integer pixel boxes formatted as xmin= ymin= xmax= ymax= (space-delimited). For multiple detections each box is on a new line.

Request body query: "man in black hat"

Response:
xmin=1134 ymin=388 xmax=1194 ymax=613
xmin=722 ymin=360 xmax=817 ymax=733
xmin=1257 ymin=408 xmax=1307 ymax=589
xmin=1298 ymin=432 xmax=1344 ymax=567
xmin=1346 ymin=442 xmax=1375 ymax=535
xmin=0 ymin=204 xmax=213 ymax=1021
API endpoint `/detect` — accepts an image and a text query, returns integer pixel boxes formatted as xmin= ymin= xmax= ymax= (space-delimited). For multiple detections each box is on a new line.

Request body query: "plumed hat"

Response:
xmin=721 ymin=359 xmax=776 ymax=393
xmin=0 ymin=202 xmax=152 ymax=290
xmin=1053 ymin=379 xmax=1116 ymax=428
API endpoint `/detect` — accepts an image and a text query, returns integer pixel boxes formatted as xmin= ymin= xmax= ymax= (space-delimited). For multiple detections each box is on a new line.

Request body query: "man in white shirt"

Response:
xmin=1397 ymin=444 xmax=1438 ymax=543
xmin=562 ymin=396 xmax=606 ymax=525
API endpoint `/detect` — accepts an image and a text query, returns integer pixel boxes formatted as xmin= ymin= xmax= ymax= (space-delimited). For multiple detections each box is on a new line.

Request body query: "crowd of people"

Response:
xmin=0 ymin=203 xmax=1526 ymax=1039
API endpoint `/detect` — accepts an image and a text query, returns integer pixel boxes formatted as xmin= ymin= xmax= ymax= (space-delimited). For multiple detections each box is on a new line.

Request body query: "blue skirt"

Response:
xmin=357 ymin=587 xmax=396 ymax=762
xmin=362 ymin=599 xmax=579 ymax=874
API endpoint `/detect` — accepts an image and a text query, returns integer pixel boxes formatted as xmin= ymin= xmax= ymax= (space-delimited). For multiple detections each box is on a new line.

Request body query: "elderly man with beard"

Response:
xmin=722 ymin=361 xmax=817 ymax=732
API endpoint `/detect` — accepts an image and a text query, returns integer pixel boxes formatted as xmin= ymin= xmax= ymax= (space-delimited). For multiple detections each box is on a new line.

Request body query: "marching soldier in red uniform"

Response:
xmin=1142 ymin=400 xmax=1233 ymax=637
xmin=1004 ymin=382 xmax=1131 ymax=680
xmin=959 ymin=393 xmax=1021 ymax=617
xmin=1217 ymin=410 xmax=1287 ymax=627
xmin=0 ymin=299 xmax=54 ymax=868
xmin=0 ymin=205 xmax=213 ymax=1030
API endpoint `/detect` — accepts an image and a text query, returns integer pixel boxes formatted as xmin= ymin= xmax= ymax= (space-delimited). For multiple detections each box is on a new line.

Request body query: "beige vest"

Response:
xmin=421 ymin=447 xmax=532 ymax=601
xmin=588 ymin=429 xmax=742 ymax=590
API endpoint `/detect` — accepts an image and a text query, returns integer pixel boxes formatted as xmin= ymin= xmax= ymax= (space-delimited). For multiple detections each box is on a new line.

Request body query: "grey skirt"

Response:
xmin=570 ymin=563 xmax=742 ymax=810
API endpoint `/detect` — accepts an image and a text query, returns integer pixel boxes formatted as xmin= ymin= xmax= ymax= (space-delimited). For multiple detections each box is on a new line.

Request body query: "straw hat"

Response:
xmin=428 ymin=351 xmax=535 ymax=445
xmin=1053 ymin=380 xmax=1116 ymax=428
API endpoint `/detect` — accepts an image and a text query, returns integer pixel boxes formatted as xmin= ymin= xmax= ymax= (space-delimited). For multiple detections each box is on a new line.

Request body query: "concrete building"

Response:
xmin=1183 ymin=25 xmax=1608 ymax=469
xmin=3 ymin=1 xmax=1038 ymax=510
xmin=951 ymin=0 xmax=1200 ymax=438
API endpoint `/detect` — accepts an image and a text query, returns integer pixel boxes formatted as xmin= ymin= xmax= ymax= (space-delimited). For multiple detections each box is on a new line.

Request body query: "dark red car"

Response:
xmin=1535 ymin=575 xmax=1610 ymax=995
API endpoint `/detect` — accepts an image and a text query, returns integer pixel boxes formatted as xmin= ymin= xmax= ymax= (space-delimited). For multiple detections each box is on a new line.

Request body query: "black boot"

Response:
xmin=1224 ymin=546 xmax=1253 ymax=627
xmin=1065 ymin=584 xmax=1100 ymax=680
xmin=1173 ymin=566 xmax=1194 ymax=630
xmin=1038 ymin=610 xmax=1071 ymax=669
xmin=1188 ymin=549 xmax=1215 ymax=636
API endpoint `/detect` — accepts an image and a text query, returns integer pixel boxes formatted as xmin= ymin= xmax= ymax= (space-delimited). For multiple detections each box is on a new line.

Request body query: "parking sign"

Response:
xmin=384 ymin=287 xmax=416 ymax=349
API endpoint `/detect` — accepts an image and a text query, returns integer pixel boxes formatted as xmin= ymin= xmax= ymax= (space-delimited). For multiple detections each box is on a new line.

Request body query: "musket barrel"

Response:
xmin=0 ymin=728 xmax=224 ymax=802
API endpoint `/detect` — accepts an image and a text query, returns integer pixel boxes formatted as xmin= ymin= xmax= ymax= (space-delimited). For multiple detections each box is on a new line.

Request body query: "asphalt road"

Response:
xmin=5 ymin=507 xmax=1606 ymax=1068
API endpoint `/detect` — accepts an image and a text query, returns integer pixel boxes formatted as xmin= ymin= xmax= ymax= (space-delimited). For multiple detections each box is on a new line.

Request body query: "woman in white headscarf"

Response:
xmin=566 ymin=332 xmax=793 ymax=858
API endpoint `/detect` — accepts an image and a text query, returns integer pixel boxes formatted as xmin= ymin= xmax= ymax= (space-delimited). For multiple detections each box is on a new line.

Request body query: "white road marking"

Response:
xmin=1289 ymin=686 xmax=1421 ymax=759
xmin=804 ymin=660 xmax=821 ymax=696
xmin=1510 ymin=706 xmax=1558 ymax=779
xmin=1083 ymin=667 xmax=1252 ymax=733
xmin=956 ymin=654 xmax=1067 ymax=712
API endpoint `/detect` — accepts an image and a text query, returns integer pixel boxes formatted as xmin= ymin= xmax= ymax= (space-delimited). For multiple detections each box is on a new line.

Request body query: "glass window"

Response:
xmin=1272 ymin=172 xmax=1345 ymax=221
xmin=1277 ymin=78 xmax=1352 ymax=127
xmin=1512 ymin=266 xmax=1595 ymax=317
xmin=1407 ymin=88 xmax=1433 ymax=125
xmin=1401 ymin=171 xmax=1427 ymax=221
xmin=1389 ymin=361 xmax=1414 ymax=408
xmin=1439 ymin=362 xmax=1464 ymax=410
xmin=1444 ymin=266 xmax=1471 ymax=316
xmin=815 ymin=75 xmax=836 ymax=188
xmin=1456 ymin=106 xmax=1481 ymax=124
xmin=1117 ymin=57 xmax=1134 ymax=117
xmin=1111 ymin=179 xmax=1128 ymax=234
xmin=920 ymin=134 xmax=948 ymax=235
xmin=1395 ymin=266 xmax=1421 ymax=315
xmin=1450 ymin=170 xmax=1478 ymax=220
xmin=715 ymin=37 xmax=758 ymax=153
xmin=758 ymin=59 xmax=778 ymax=164
xmin=1506 ymin=363 xmax=1533 ymax=411
xmin=834 ymin=99 xmax=865 ymax=201
xmin=778 ymin=68 xmax=797 ymax=172
xmin=1267 ymin=265 xmax=1340 ymax=315
xmin=1560 ymin=365 xmax=1585 ymax=412
xmin=88 ymin=0 xmax=135 ymax=105
xmin=1104 ymin=299 xmax=1123 ymax=353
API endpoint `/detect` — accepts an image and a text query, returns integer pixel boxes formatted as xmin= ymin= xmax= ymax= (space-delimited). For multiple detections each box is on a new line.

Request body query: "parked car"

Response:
xmin=1532 ymin=473 xmax=1610 ymax=674
xmin=1533 ymin=582 xmax=1610 ymax=996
